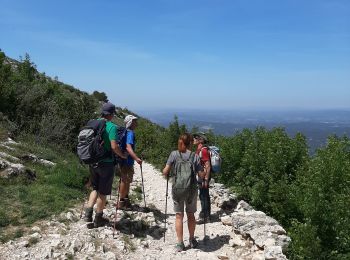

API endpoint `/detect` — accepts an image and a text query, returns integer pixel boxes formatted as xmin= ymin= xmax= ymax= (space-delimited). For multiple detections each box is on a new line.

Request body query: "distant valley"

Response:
xmin=140 ymin=109 xmax=350 ymax=153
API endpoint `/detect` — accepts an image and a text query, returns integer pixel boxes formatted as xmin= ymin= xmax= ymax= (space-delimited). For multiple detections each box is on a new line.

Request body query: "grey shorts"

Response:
xmin=89 ymin=162 xmax=115 ymax=195
xmin=172 ymin=188 xmax=198 ymax=213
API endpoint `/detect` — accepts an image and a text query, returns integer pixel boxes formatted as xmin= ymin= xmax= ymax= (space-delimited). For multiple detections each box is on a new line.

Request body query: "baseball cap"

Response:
xmin=193 ymin=132 xmax=208 ymax=143
xmin=124 ymin=115 xmax=138 ymax=129
xmin=101 ymin=102 xmax=116 ymax=116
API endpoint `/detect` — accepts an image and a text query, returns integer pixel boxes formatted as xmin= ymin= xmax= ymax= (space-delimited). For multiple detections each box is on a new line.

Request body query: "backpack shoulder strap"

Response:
xmin=189 ymin=151 xmax=195 ymax=161
xmin=177 ymin=151 xmax=183 ymax=160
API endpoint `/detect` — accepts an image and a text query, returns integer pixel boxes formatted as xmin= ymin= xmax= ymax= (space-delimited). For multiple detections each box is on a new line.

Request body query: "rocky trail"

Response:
xmin=0 ymin=159 xmax=290 ymax=259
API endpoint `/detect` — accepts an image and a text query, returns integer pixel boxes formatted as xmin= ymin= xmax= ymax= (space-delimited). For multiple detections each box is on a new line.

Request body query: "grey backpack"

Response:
xmin=172 ymin=151 xmax=197 ymax=198
xmin=77 ymin=119 xmax=111 ymax=164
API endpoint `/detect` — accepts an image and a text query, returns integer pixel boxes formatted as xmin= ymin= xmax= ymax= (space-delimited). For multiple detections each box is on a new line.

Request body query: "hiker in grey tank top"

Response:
xmin=163 ymin=133 xmax=204 ymax=252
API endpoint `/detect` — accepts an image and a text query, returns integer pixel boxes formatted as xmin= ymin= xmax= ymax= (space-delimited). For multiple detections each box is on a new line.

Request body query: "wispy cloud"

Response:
xmin=15 ymin=30 xmax=155 ymax=61
xmin=0 ymin=4 xmax=43 ymax=27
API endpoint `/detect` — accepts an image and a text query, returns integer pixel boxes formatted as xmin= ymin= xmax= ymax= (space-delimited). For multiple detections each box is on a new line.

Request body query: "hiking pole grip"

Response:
xmin=140 ymin=164 xmax=147 ymax=208
xmin=164 ymin=175 xmax=169 ymax=242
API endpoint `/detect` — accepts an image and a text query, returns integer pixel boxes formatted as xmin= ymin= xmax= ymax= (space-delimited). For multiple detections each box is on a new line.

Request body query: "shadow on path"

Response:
xmin=196 ymin=235 xmax=231 ymax=252
xmin=111 ymin=203 xmax=175 ymax=240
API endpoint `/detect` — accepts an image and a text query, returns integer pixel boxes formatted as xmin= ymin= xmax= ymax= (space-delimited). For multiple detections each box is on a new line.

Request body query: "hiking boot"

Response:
xmin=174 ymin=242 xmax=185 ymax=252
xmin=114 ymin=200 xmax=125 ymax=209
xmin=93 ymin=212 xmax=109 ymax=228
xmin=83 ymin=207 xmax=93 ymax=222
xmin=199 ymin=211 xmax=210 ymax=219
xmin=114 ymin=200 xmax=132 ymax=210
xmin=189 ymin=238 xmax=198 ymax=249
xmin=124 ymin=198 xmax=133 ymax=210
xmin=196 ymin=216 xmax=209 ymax=225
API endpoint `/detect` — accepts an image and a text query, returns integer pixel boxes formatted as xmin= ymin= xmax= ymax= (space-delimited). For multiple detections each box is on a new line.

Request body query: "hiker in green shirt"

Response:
xmin=84 ymin=102 xmax=127 ymax=227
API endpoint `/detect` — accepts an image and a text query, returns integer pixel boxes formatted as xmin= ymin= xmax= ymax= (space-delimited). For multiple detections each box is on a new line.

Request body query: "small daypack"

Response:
xmin=115 ymin=126 xmax=128 ymax=165
xmin=200 ymin=146 xmax=222 ymax=174
xmin=77 ymin=119 xmax=111 ymax=164
xmin=172 ymin=151 xmax=197 ymax=198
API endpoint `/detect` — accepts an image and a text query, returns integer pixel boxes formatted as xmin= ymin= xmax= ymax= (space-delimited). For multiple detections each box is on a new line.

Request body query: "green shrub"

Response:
xmin=288 ymin=220 xmax=322 ymax=260
xmin=290 ymin=136 xmax=350 ymax=259
xmin=0 ymin=50 xmax=98 ymax=150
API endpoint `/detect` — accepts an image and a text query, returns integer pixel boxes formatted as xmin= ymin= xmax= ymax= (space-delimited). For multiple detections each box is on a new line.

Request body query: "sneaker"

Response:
xmin=174 ymin=242 xmax=185 ymax=252
xmin=189 ymin=238 xmax=198 ymax=249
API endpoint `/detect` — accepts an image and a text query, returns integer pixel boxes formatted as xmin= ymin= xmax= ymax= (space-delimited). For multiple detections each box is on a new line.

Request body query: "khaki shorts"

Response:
xmin=118 ymin=164 xmax=134 ymax=183
xmin=172 ymin=188 xmax=198 ymax=213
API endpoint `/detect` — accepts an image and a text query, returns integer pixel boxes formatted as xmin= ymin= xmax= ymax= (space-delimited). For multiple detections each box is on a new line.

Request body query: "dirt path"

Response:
xmin=125 ymin=163 xmax=257 ymax=260
xmin=0 ymin=162 xmax=263 ymax=260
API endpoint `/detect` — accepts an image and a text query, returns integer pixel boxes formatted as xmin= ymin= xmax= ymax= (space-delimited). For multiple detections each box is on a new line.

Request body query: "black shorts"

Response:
xmin=89 ymin=162 xmax=115 ymax=195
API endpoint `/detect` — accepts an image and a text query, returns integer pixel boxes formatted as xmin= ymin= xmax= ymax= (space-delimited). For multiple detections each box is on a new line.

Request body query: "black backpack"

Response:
xmin=115 ymin=126 xmax=128 ymax=165
xmin=77 ymin=119 xmax=112 ymax=164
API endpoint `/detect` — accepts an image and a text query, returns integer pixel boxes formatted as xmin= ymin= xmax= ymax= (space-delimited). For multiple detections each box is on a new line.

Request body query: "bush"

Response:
xmin=290 ymin=136 xmax=350 ymax=259
xmin=216 ymin=127 xmax=308 ymax=225
xmin=0 ymin=50 xmax=98 ymax=150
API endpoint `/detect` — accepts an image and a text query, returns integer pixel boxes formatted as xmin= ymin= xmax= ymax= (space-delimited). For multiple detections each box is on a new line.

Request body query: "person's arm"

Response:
xmin=108 ymin=125 xmax=127 ymax=159
xmin=126 ymin=144 xmax=142 ymax=165
xmin=202 ymin=160 xmax=211 ymax=188
xmin=201 ymin=148 xmax=211 ymax=188
xmin=163 ymin=151 xmax=175 ymax=176
xmin=163 ymin=164 xmax=171 ymax=176
xmin=126 ymin=130 xmax=142 ymax=165
xmin=111 ymin=140 xmax=127 ymax=159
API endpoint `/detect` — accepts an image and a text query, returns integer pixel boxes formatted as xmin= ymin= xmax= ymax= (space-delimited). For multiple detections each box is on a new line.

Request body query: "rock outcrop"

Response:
xmin=0 ymin=137 xmax=55 ymax=179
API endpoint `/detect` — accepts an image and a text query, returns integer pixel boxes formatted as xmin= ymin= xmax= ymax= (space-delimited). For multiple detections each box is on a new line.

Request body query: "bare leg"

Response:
xmin=87 ymin=190 xmax=98 ymax=208
xmin=119 ymin=181 xmax=128 ymax=199
xmin=187 ymin=212 xmax=196 ymax=239
xmin=126 ymin=182 xmax=131 ymax=197
xmin=175 ymin=213 xmax=184 ymax=243
xmin=96 ymin=194 xmax=106 ymax=213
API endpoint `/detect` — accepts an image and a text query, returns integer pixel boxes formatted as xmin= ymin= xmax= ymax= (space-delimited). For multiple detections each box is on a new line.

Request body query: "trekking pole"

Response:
xmin=113 ymin=177 xmax=122 ymax=238
xmin=164 ymin=175 xmax=169 ymax=242
xmin=203 ymin=190 xmax=206 ymax=240
xmin=140 ymin=163 xmax=147 ymax=208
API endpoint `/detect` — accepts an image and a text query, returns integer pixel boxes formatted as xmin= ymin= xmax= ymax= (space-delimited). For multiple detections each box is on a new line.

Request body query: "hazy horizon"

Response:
xmin=140 ymin=108 xmax=350 ymax=153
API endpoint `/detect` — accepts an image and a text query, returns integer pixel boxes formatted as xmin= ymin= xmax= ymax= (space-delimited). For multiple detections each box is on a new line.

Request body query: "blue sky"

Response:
xmin=1 ymin=0 xmax=349 ymax=111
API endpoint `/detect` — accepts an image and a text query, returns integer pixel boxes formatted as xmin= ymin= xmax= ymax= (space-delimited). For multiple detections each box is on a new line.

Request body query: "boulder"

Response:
xmin=264 ymin=246 xmax=287 ymax=260
xmin=232 ymin=208 xmax=291 ymax=252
